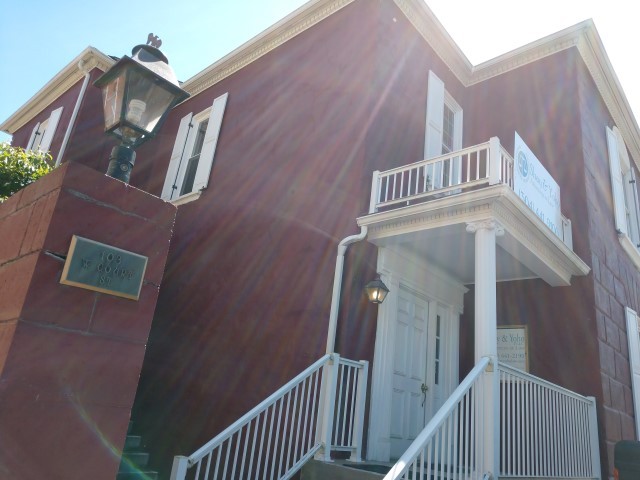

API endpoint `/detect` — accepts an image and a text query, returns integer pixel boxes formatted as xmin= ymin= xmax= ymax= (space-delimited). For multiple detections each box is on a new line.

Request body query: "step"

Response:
xmin=301 ymin=459 xmax=390 ymax=480
xmin=118 ymin=452 xmax=150 ymax=472
xmin=124 ymin=435 xmax=142 ymax=450
xmin=116 ymin=471 xmax=158 ymax=480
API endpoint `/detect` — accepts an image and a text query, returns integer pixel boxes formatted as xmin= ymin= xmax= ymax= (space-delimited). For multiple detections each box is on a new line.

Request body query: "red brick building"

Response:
xmin=2 ymin=1 xmax=639 ymax=479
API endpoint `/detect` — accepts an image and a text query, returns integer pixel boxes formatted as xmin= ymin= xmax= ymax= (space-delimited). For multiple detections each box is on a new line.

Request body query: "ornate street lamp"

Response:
xmin=94 ymin=40 xmax=189 ymax=183
xmin=364 ymin=274 xmax=390 ymax=304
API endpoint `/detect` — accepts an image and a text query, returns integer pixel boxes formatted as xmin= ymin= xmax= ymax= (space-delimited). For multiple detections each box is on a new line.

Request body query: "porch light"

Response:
xmin=364 ymin=275 xmax=389 ymax=304
xmin=94 ymin=42 xmax=189 ymax=183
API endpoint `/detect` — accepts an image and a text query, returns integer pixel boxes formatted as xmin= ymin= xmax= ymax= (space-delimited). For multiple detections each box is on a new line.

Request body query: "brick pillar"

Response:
xmin=0 ymin=162 xmax=176 ymax=480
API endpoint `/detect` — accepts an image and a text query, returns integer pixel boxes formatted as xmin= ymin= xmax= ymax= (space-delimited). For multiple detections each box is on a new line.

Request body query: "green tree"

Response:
xmin=0 ymin=142 xmax=53 ymax=201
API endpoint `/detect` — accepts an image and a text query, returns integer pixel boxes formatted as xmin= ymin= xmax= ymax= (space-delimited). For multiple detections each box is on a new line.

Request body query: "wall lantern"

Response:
xmin=94 ymin=42 xmax=190 ymax=183
xmin=364 ymin=275 xmax=390 ymax=304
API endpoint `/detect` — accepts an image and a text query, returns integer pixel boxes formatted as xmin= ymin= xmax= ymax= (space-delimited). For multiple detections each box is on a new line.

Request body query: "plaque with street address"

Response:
xmin=497 ymin=326 xmax=529 ymax=372
xmin=60 ymin=236 xmax=148 ymax=300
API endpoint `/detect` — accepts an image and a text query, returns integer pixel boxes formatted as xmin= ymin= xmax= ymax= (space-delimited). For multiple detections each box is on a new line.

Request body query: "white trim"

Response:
xmin=625 ymin=307 xmax=640 ymax=439
xmin=171 ymin=190 xmax=203 ymax=206
xmin=608 ymin=125 xmax=640 ymax=269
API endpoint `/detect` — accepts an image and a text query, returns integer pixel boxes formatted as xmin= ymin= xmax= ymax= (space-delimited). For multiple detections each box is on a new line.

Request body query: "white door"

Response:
xmin=390 ymin=287 xmax=431 ymax=458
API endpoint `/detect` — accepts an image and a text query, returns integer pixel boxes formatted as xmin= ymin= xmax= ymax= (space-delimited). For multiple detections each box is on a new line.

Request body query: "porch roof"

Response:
xmin=357 ymin=184 xmax=590 ymax=287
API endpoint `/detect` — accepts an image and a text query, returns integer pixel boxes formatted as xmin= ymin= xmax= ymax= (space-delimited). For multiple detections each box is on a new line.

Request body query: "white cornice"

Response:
xmin=358 ymin=185 xmax=590 ymax=286
xmin=182 ymin=0 xmax=356 ymax=97
xmin=0 ymin=47 xmax=114 ymax=134
xmin=3 ymin=0 xmax=640 ymax=174
xmin=392 ymin=0 xmax=473 ymax=84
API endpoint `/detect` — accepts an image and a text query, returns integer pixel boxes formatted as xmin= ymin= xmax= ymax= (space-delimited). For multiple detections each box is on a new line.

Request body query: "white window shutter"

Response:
xmin=607 ymin=126 xmax=627 ymax=235
xmin=628 ymin=168 xmax=640 ymax=247
xmin=625 ymin=307 xmax=640 ymax=439
xmin=192 ymin=92 xmax=228 ymax=194
xmin=426 ymin=71 xmax=445 ymax=189
xmin=425 ymin=71 xmax=445 ymax=159
xmin=26 ymin=122 xmax=41 ymax=151
xmin=39 ymin=107 xmax=63 ymax=153
xmin=162 ymin=112 xmax=193 ymax=200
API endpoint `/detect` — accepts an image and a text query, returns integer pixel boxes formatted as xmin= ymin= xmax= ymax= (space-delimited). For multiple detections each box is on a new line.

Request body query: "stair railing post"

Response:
xmin=488 ymin=137 xmax=502 ymax=185
xmin=587 ymin=396 xmax=602 ymax=479
xmin=349 ymin=360 xmax=368 ymax=462
xmin=315 ymin=353 xmax=340 ymax=462
xmin=170 ymin=455 xmax=189 ymax=480
xmin=369 ymin=170 xmax=381 ymax=213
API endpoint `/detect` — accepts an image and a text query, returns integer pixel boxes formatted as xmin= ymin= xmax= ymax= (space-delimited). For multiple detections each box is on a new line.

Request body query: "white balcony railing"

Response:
xmin=368 ymin=137 xmax=574 ymax=249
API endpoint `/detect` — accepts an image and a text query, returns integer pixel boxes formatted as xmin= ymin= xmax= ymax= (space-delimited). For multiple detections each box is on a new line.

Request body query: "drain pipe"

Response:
xmin=56 ymin=59 xmax=91 ymax=166
xmin=325 ymin=225 xmax=368 ymax=354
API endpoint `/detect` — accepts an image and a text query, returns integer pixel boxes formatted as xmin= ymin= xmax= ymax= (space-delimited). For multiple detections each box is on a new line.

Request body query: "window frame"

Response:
xmin=26 ymin=106 xmax=63 ymax=154
xmin=161 ymin=93 xmax=228 ymax=204
xmin=626 ymin=307 xmax=640 ymax=439
xmin=607 ymin=125 xmax=640 ymax=269
xmin=425 ymin=71 xmax=463 ymax=190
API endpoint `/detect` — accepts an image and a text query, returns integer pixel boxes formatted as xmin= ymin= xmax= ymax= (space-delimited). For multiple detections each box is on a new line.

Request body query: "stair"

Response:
xmin=301 ymin=459 xmax=389 ymax=480
xmin=116 ymin=422 xmax=158 ymax=480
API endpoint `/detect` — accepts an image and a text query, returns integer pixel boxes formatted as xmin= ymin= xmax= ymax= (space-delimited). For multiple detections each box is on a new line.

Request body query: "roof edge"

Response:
xmin=0 ymin=46 xmax=114 ymax=134
xmin=182 ymin=0 xmax=356 ymax=97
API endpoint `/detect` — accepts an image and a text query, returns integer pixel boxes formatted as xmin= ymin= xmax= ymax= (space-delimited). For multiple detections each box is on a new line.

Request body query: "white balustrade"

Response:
xmin=498 ymin=363 xmax=601 ymax=479
xmin=170 ymin=354 xmax=368 ymax=480
xmin=368 ymin=136 xmax=576 ymax=248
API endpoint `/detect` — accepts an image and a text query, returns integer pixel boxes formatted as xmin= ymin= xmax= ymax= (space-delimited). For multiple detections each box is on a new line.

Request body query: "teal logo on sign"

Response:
xmin=517 ymin=151 xmax=529 ymax=182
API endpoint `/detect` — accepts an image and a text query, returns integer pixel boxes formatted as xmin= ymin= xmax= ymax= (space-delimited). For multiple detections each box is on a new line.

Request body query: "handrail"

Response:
xmin=171 ymin=353 xmax=369 ymax=480
xmin=498 ymin=362 xmax=601 ymax=479
xmin=383 ymin=357 xmax=491 ymax=480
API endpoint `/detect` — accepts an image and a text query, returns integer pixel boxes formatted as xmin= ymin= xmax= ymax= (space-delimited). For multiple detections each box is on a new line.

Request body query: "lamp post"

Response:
xmin=94 ymin=43 xmax=189 ymax=183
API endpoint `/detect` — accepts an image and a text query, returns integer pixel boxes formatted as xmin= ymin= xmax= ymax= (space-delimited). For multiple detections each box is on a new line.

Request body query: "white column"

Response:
xmin=466 ymin=219 xmax=503 ymax=478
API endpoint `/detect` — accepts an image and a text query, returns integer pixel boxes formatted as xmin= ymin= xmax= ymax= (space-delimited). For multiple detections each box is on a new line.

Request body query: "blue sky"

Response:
xmin=2 ymin=1 xmax=639 ymax=144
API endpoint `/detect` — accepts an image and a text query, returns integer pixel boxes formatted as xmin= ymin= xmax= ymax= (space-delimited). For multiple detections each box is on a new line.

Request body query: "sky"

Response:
xmin=1 ymin=0 xmax=639 ymax=144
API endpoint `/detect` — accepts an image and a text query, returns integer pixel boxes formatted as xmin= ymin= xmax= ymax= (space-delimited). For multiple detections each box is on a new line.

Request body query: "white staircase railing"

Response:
xmin=498 ymin=362 xmax=601 ymax=479
xmin=383 ymin=357 xmax=491 ymax=480
xmin=170 ymin=353 xmax=368 ymax=480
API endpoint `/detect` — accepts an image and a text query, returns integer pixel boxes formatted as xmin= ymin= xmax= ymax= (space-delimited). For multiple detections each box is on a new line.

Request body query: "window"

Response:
xmin=626 ymin=307 xmax=640 ymax=439
xmin=161 ymin=92 xmax=228 ymax=202
xmin=425 ymin=71 xmax=463 ymax=190
xmin=607 ymin=126 xmax=640 ymax=267
xmin=26 ymin=107 xmax=63 ymax=153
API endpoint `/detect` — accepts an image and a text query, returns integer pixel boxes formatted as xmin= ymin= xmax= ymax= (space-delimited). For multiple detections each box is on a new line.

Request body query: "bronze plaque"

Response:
xmin=60 ymin=235 xmax=148 ymax=300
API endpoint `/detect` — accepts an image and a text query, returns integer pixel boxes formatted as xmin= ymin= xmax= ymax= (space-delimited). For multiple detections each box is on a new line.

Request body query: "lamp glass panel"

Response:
xmin=124 ymin=73 xmax=176 ymax=133
xmin=101 ymin=72 xmax=126 ymax=131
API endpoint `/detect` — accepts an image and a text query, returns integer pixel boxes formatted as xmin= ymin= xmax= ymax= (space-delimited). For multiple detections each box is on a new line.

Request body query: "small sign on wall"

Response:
xmin=60 ymin=235 xmax=148 ymax=300
xmin=497 ymin=326 xmax=529 ymax=371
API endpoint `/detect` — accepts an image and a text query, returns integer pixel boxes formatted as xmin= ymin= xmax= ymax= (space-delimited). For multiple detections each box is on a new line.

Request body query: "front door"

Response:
xmin=390 ymin=287 xmax=431 ymax=458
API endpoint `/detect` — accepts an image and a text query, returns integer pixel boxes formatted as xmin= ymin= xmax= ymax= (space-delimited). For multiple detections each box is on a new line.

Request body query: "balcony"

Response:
xmin=358 ymin=137 xmax=590 ymax=287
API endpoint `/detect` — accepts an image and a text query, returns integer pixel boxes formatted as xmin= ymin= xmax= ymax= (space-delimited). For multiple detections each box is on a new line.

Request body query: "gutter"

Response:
xmin=56 ymin=60 xmax=92 ymax=166
xmin=325 ymin=225 xmax=368 ymax=354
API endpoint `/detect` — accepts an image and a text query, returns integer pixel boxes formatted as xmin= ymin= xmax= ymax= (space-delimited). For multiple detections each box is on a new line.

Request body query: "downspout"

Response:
xmin=325 ymin=225 xmax=368 ymax=354
xmin=55 ymin=59 xmax=91 ymax=167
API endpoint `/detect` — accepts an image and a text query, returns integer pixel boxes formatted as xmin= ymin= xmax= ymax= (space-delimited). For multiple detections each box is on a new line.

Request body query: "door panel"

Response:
xmin=390 ymin=288 xmax=429 ymax=458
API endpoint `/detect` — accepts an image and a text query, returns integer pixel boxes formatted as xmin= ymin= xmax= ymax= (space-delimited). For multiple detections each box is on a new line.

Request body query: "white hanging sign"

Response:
xmin=497 ymin=326 xmax=529 ymax=371
xmin=514 ymin=132 xmax=562 ymax=238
